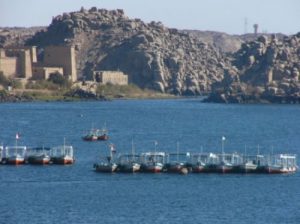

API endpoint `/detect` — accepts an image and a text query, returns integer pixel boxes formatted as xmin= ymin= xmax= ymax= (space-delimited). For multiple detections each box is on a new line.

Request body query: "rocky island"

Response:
xmin=0 ymin=7 xmax=299 ymax=103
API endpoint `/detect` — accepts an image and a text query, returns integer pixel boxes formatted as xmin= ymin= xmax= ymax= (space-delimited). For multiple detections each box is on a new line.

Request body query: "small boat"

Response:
xmin=165 ymin=152 xmax=190 ymax=173
xmin=4 ymin=146 xmax=27 ymax=165
xmin=216 ymin=160 xmax=233 ymax=173
xmin=26 ymin=147 xmax=51 ymax=165
xmin=0 ymin=146 xmax=3 ymax=163
xmin=190 ymin=153 xmax=208 ymax=173
xmin=118 ymin=154 xmax=141 ymax=172
xmin=82 ymin=129 xmax=99 ymax=141
xmin=202 ymin=153 xmax=219 ymax=173
xmin=94 ymin=144 xmax=118 ymax=173
xmin=50 ymin=145 xmax=74 ymax=165
xmin=82 ymin=128 xmax=109 ymax=141
xmin=237 ymin=160 xmax=257 ymax=173
xmin=140 ymin=152 xmax=165 ymax=173
xmin=265 ymin=154 xmax=297 ymax=174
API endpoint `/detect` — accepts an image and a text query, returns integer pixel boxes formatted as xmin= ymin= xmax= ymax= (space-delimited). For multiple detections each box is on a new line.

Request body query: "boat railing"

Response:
xmin=50 ymin=146 xmax=73 ymax=157
xmin=4 ymin=146 xmax=27 ymax=157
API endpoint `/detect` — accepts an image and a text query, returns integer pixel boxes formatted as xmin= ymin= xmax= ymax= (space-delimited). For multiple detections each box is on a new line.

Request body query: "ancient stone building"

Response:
xmin=0 ymin=47 xmax=35 ymax=79
xmin=0 ymin=45 xmax=77 ymax=82
xmin=43 ymin=46 xmax=77 ymax=82
xmin=93 ymin=71 xmax=128 ymax=85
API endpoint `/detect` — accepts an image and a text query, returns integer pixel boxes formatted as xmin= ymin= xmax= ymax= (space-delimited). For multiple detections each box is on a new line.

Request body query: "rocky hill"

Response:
xmin=183 ymin=30 xmax=285 ymax=53
xmin=26 ymin=7 xmax=233 ymax=95
xmin=0 ymin=27 xmax=44 ymax=48
xmin=205 ymin=33 xmax=300 ymax=103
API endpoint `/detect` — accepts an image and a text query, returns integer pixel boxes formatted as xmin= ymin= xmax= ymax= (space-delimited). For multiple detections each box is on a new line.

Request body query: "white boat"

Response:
xmin=140 ymin=152 xmax=165 ymax=173
xmin=0 ymin=146 xmax=3 ymax=163
xmin=50 ymin=145 xmax=74 ymax=164
xmin=265 ymin=154 xmax=297 ymax=174
xmin=4 ymin=146 xmax=27 ymax=165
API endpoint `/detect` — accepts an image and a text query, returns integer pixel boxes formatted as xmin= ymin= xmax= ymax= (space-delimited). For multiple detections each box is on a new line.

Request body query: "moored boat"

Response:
xmin=165 ymin=152 xmax=190 ymax=173
xmin=26 ymin=147 xmax=51 ymax=165
xmin=265 ymin=154 xmax=297 ymax=174
xmin=0 ymin=146 xmax=3 ymax=163
xmin=50 ymin=145 xmax=74 ymax=165
xmin=118 ymin=154 xmax=141 ymax=172
xmin=94 ymin=144 xmax=118 ymax=173
xmin=140 ymin=152 xmax=165 ymax=173
xmin=4 ymin=146 xmax=27 ymax=165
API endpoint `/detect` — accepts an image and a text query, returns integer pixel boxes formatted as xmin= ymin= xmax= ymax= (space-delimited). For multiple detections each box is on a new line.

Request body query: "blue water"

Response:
xmin=0 ymin=99 xmax=300 ymax=224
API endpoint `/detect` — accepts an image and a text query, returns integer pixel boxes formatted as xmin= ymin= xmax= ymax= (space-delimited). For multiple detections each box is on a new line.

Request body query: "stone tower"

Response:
xmin=44 ymin=46 xmax=77 ymax=82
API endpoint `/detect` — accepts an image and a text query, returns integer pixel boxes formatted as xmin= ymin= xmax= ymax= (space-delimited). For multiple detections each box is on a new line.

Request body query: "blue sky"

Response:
xmin=0 ymin=0 xmax=299 ymax=34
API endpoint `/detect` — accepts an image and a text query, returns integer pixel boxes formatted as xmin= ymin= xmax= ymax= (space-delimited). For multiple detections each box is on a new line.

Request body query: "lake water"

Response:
xmin=0 ymin=99 xmax=299 ymax=224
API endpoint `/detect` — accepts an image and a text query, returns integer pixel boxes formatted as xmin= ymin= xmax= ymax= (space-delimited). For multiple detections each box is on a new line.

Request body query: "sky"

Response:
xmin=0 ymin=0 xmax=299 ymax=35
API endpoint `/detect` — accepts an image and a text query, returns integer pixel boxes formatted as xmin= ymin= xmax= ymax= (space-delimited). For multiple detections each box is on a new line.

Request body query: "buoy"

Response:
xmin=179 ymin=167 xmax=188 ymax=175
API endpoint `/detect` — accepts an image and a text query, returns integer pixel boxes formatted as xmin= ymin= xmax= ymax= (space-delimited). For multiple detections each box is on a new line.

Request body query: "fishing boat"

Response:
xmin=50 ymin=144 xmax=74 ymax=165
xmin=202 ymin=153 xmax=219 ymax=172
xmin=118 ymin=141 xmax=141 ymax=173
xmin=165 ymin=152 xmax=190 ymax=173
xmin=94 ymin=144 xmax=118 ymax=173
xmin=0 ymin=145 xmax=3 ymax=163
xmin=118 ymin=154 xmax=141 ymax=172
xmin=4 ymin=146 xmax=27 ymax=165
xmin=236 ymin=160 xmax=257 ymax=173
xmin=265 ymin=154 xmax=297 ymax=174
xmin=26 ymin=147 xmax=51 ymax=165
xmin=190 ymin=153 xmax=208 ymax=173
xmin=82 ymin=129 xmax=99 ymax=141
xmin=82 ymin=128 xmax=109 ymax=141
xmin=140 ymin=152 xmax=165 ymax=173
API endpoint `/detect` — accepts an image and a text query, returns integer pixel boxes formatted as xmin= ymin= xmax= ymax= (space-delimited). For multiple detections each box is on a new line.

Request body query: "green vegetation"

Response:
xmin=0 ymin=72 xmax=22 ymax=89
xmin=96 ymin=83 xmax=173 ymax=99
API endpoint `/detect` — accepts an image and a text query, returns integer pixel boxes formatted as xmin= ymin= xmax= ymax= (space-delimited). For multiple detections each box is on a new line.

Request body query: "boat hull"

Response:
xmin=141 ymin=163 xmax=163 ymax=173
xmin=51 ymin=156 xmax=74 ymax=165
xmin=6 ymin=156 xmax=25 ymax=165
xmin=27 ymin=156 xmax=50 ymax=165
xmin=118 ymin=163 xmax=140 ymax=173
xmin=94 ymin=163 xmax=117 ymax=173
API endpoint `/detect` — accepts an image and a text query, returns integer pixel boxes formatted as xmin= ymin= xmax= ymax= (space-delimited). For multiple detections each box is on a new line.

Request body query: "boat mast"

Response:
xmin=176 ymin=142 xmax=179 ymax=163
xmin=221 ymin=136 xmax=225 ymax=162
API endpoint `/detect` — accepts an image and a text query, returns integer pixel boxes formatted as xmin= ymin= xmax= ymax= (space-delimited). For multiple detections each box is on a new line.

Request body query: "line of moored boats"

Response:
xmin=0 ymin=145 xmax=74 ymax=165
xmin=93 ymin=150 xmax=298 ymax=174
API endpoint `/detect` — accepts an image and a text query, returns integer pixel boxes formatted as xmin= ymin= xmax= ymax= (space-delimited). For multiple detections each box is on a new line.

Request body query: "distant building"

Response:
xmin=93 ymin=71 xmax=128 ymax=85
xmin=0 ymin=45 xmax=77 ymax=82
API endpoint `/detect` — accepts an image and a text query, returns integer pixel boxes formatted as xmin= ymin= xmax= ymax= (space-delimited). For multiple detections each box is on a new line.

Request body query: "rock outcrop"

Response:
xmin=26 ymin=7 xmax=231 ymax=95
xmin=205 ymin=33 xmax=300 ymax=103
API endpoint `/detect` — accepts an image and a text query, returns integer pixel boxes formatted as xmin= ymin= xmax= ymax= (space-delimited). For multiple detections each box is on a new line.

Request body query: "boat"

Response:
xmin=82 ymin=129 xmax=99 ymax=141
xmin=165 ymin=152 xmax=190 ymax=173
xmin=94 ymin=144 xmax=118 ymax=173
xmin=27 ymin=147 xmax=51 ymax=165
xmin=82 ymin=128 xmax=109 ymax=141
xmin=236 ymin=160 xmax=257 ymax=173
xmin=0 ymin=145 xmax=3 ymax=163
xmin=190 ymin=152 xmax=210 ymax=173
xmin=265 ymin=154 xmax=297 ymax=174
xmin=50 ymin=144 xmax=74 ymax=165
xmin=140 ymin=152 xmax=165 ymax=173
xmin=4 ymin=146 xmax=27 ymax=165
xmin=202 ymin=153 xmax=219 ymax=172
xmin=216 ymin=160 xmax=233 ymax=173
xmin=118 ymin=154 xmax=141 ymax=172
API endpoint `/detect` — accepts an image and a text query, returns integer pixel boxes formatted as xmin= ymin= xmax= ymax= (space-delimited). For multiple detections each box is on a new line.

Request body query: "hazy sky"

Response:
xmin=1 ymin=0 xmax=299 ymax=34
